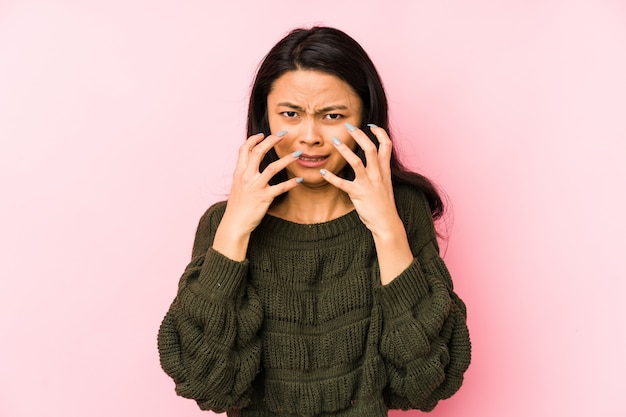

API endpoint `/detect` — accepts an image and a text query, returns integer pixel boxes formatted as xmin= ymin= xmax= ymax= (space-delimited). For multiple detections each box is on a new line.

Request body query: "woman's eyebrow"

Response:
xmin=317 ymin=105 xmax=348 ymax=113
xmin=276 ymin=102 xmax=349 ymax=114
xmin=276 ymin=102 xmax=306 ymax=111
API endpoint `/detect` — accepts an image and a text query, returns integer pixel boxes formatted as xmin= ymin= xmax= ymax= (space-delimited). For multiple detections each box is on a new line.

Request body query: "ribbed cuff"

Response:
xmin=379 ymin=259 xmax=430 ymax=318
xmin=193 ymin=248 xmax=249 ymax=298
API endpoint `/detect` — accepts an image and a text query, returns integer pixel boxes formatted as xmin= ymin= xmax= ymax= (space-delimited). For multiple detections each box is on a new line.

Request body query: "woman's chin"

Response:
xmin=293 ymin=173 xmax=333 ymax=189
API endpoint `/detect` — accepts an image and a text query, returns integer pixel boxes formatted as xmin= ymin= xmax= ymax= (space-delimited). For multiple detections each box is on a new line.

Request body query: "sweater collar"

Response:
xmin=257 ymin=209 xmax=364 ymax=242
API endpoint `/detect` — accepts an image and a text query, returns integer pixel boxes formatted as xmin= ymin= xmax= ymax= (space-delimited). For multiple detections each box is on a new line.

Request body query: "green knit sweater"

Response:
xmin=158 ymin=184 xmax=471 ymax=416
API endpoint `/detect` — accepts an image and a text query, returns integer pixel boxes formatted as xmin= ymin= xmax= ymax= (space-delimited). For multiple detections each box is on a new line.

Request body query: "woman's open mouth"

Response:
xmin=296 ymin=154 xmax=329 ymax=168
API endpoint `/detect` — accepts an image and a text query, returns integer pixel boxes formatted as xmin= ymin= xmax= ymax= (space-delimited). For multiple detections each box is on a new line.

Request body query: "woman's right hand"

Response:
xmin=212 ymin=131 xmax=302 ymax=261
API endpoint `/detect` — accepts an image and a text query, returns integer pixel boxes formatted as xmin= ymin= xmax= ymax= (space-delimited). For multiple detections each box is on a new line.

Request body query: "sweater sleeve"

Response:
xmin=157 ymin=203 xmax=263 ymax=412
xmin=378 ymin=186 xmax=471 ymax=411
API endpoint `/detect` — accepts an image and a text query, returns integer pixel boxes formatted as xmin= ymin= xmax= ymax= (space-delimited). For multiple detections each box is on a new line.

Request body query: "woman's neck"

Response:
xmin=268 ymin=184 xmax=354 ymax=224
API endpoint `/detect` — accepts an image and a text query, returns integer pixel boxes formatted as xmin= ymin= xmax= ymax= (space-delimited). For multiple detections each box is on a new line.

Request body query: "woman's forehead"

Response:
xmin=268 ymin=70 xmax=361 ymax=111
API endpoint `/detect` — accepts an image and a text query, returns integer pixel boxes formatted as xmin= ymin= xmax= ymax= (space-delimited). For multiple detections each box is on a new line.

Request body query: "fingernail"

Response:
xmin=276 ymin=130 xmax=288 ymax=137
xmin=345 ymin=123 xmax=357 ymax=132
xmin=367 ymin=123 xmax=378 ymax=129
xmin=255 ymin=132 xmax=265 ymax=136
xmin=332 ymin=136 xmax=342 ymax=146
xmin=320 ymin=169 xmax=327 ymax=175
xmin=291 ymin=150 xmax=303 ymax=158
xmin=296 ymin=177 xmax=304 ymax=183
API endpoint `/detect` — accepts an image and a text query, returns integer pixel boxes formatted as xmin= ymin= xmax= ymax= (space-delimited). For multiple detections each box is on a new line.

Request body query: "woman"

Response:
xmin=158 ymin=26 xmax=471 ymax=416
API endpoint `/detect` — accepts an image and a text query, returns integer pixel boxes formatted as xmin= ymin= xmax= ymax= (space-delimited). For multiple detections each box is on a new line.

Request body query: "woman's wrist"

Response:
xmin=368 ymin=213 xmax=405 ymax=243
xmin=371 ymin=216 xmax=414 ymax=285
xmin=212 ymin=216 xmax=251 ymax=262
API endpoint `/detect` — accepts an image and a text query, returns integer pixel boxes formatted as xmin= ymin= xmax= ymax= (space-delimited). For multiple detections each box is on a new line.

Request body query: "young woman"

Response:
xmin=158 ymin=26 xmax=471 ymax=417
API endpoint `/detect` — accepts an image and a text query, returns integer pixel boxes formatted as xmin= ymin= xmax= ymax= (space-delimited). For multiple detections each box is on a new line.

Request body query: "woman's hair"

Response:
xmin=247 ymin=26 xmax=444 ymax=220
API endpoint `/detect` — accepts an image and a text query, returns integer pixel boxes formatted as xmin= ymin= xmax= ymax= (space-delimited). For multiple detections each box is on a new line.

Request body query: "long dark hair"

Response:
xmin=247 ymin=26 xmax=444 ymax=220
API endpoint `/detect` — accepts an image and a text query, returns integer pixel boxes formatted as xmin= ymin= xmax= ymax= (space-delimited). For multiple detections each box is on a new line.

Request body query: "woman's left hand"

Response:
xmin=321 ymin=123 xmax=398 ymax=239
xmin=322 ymin=123 xmax=414 ymax=284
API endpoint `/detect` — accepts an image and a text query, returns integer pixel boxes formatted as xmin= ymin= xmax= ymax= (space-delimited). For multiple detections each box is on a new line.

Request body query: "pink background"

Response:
xmin=1 ymin=1 xmax=625 ymax=416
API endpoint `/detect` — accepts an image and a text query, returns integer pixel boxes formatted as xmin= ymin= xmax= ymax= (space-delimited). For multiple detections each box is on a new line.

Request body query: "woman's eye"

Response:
xmin=325 ymin=114 xmax=343 ymax=120
xmin=282 ymin=111 xmax=298 ymax=118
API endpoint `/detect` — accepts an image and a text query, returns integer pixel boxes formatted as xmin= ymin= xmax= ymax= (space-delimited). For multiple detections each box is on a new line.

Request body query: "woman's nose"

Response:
xmin=298 ymin=119 xmax=323 ymax=146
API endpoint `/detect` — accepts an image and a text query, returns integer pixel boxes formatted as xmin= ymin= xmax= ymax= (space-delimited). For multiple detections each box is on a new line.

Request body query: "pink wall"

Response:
xmin=1 ymin=1 xmax=625 ymax=416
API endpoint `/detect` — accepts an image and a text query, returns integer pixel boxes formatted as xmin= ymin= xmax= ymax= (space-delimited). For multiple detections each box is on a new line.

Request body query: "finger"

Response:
xmin=331 ymin=135 xmax=367 ymax=176
xmin=250 ymin=130 xmax=287 ymax=158
xmin=250 ymin=132 xmax=287 ymax=160
xmin=246 ymin=131 xmax=288 ymax=175
xmin=243 ymin=132 xmax=266 ymax=148
xmin=268 ymin=176 xmax=303 ymax=198
xmin=344 ymin=123 xmax=381 ymax=175
xmin=236 ymin=133 xmax=265 ymax=173
xmin=320 ymin=168 xmax=352 ymax=193
xmin=368 ymin=124 xmax=392 ymax=177
xmin=259 ymin=149 xmax=303 ymax=183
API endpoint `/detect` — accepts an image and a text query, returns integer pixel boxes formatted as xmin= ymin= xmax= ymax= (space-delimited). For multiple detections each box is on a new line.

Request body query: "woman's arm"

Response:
xmin=378 ymin=242 xmax=471 ymax=411
xmin=377 ymin=188 xmax=471 ymax=411
xmin=158 ymin=131 xmax=302 ymax=411
xmin=157 ymin=205 xmax=263 ymax=412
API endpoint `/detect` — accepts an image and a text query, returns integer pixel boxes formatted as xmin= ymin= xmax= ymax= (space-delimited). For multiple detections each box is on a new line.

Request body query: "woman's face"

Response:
xmin=267 ymin=70 xmax=363 ymax=185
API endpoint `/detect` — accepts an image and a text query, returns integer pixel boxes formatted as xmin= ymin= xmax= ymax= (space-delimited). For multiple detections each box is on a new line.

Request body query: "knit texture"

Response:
xmin=158 ymin=184 xmax=471 ymax=416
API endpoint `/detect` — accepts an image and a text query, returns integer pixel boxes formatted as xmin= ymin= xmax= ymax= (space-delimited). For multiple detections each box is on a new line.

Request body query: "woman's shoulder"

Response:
xmin=392 ymin=183 xmax=438 ymax=245
xmin=393 ymin=183 xmax=432 ymax=219
xmin=191 ymin=200 xmax=228 ymax=259
xmin=198 ymin=200 xmax=228 ymax=227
